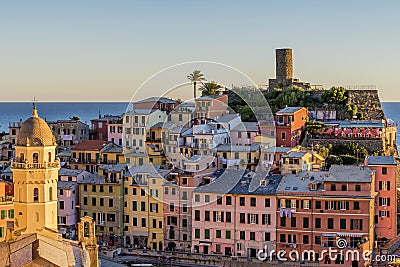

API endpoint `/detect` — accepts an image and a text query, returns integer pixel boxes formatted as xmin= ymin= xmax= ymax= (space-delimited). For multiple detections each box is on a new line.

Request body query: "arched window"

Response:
xmin=20 ymin=153 xmax=25 ymax=162
xmin=35 ymin=212 xmax=39 ymax=222
xmin=19 ymin=188 xmax=22 ymax=201
xmin=33 ymin=153 xmax=39 ymax=163
xmin=48 ymin=152 xmax=52 ymax=162
xmin=84 ymin=222 xmax=90 ymax=237
xmin=49 ymin=187 xmax=53 ymax=201
xmin=33 ymin=188 xmax=39 ymax=202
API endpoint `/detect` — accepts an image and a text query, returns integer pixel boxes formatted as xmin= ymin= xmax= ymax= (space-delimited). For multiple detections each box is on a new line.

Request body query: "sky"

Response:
xmin=1 ymin=0 xmax=399 ymax=102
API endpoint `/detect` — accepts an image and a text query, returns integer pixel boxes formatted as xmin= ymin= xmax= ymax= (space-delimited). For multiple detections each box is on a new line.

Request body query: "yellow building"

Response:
xmin=280 ymin=151 xmax=324 ymax=175
xmin=216 ymin=143 xmax=260 ymax=171
xmin=123 ymin=164 xmax=170 ymax=250
xmin=11 ymin=107 xmax=60 ymax=236
xmin=146 ymin=123 xmax=167 ymax=166
xmin=78 ymin=164 xmax=125 ymax=246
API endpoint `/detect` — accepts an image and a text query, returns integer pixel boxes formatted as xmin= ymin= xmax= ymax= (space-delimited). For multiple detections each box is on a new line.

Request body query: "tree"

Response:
xmin=187 ymin=70 xmax=205 ymax=99
xmin=199 ymin=81 xmax=222 ymax=96
xmin=70 ymin=115 xmax=80 ymax=121
xmin=321 ymin=87 xmax=348 ymax=105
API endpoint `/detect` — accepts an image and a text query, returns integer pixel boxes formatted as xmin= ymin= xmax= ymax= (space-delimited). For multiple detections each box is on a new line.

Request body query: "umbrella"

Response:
xmin=344 ymin=129 xmax=352 ymax=135
xmin=334 ymin=128 xmax=342 ymax=135
xmin=352 ymin=128 xmax=360 ymax=134
xmin=361 ymin=129 xmax=369 ymax=135
xmin=370 ymin=129 xmax=379 ymax=136
xmin=325 ymin=128 xmax=334 ymax=134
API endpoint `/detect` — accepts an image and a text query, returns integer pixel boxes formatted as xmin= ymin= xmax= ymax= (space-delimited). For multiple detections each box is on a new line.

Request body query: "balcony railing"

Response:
xmin=0 ymin=196 xmax=13 ymax=204
xmin=11 ymin=160 xmax=60 ymax=169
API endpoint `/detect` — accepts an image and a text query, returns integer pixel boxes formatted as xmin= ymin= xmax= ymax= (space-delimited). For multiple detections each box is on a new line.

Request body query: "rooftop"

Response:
xmin=276 ymin=107 xmax=304 ymax=115
xmin=135 ymin=97 xmax=177 ymax=104
xmin=194 ymin=169 xmax=245 ymax=194
xmin=73 ymin=140 xmax=107 ymax=151
xmin=125 ymin=109 xmax=157 ymax=115
xmin=281 ymin=151 xmax=307 ymax=159
xmin=327 ymin=165 xmax=373 ymax=183
xmin=100 ymin=143 xmax=123 ymax=153
xmin=262 ymin=146 xmax=292 ymax=153
xmin=231 ymin=122 xmax=259 ymax=132
xmin=128 ymin=164 xmax=170 ymax=178
xmin=216 ymin=143 xmax=260 ymax=152
xmin=99 ymin=164 xmax=127 ymax=172
xmin=277 ymin=171 xmax=326 ymax=194
xmin=57 ymin=181 xmax=76 ymax=190
xmin=58 ymin=168 xmax=84 ymax=177
xmin=215 ymin=114 xmax=240 ymax=123
xmin=366 ymin=156 xmax=397 ymax=166
xmin=195 ymin=94 xmax=225 ymax=101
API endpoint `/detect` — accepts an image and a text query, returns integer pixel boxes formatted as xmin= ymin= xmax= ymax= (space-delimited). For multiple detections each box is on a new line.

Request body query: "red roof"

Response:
xmin=73 ymin=140 xmax=107 ymax=151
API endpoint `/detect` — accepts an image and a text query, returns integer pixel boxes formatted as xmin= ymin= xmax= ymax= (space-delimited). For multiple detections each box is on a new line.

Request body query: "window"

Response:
xmin=303 ymin=200 xmax=310 ymax=209
xmin=330 ymin=184 xmax=336 ymax=191
xmin=265 ymin=198 xmax=270 ymax=207
xmin=59 ymin=201 xmax=64 ymax=210
xmin=303 ymin=235 xmax=309 ymax=244
xmin=290 ymin=217 xmax=296 ymax=227
xmin=182 ymin=191 xmax=188 ymax=200
xmin=194 ymin=210 xmax=200 ymax=221
xmin=132 ymin=201 xmax=137 ymax=211
xmin=169 ymin=203 xmax=174 ymax=212
xmin=83 ymin=185 xmax=87 ymax=192
xmin=382 ymin=167 xmax=387 ymax=175
xmin=226 ymin=196 xmax=232 ymax=205
xmin=379 ymin=197 xmax=390 ymax=207
xmin=205 ymin=195 xmax=210 ymax=202
xmin=182 ymin=178 xmax=187 ymax=185
xmin=92 ymin=198 xmax=96 ymax=206
xmin=250 ymin=232 xmax=255 ymax=240
xmin=327 ymin=201 xmax=335 ymax=210
xmin=215 ymin=211 xmax=223 ymax=222
xmin=100 ymin=185 xmax=104 ymax=192
xmin=83 ymin=197 xmax=88 ymax=205
xmin=216 ymin=230 xmax=221 ymax=238
xmin=280 ymin=216 xmax=286 ymax=227
xmin=265 ymin=232 xmax=271 ymax=241
xmin=262 ymin=214 xmax=271 ymax=225
xmin=33 ymin=188 xmax=39 ymax=202
xmin=109 ymin=186 xmax=113 ymax=193
xmin=341 ymin=184 xmax=347 ymax=191
xmin=140 ymin=201 xmax=145 ymax=211
xmin=303 ymin=217 xmax=309 ymax=228
xmin=380 ymin=210 xmax=390 ymax=218
xmin=315 ymin=201 xmax=321 ymax=209
xmin=339 ymin=201 xmax=348 ymax=210
xmin=92 ymin=185 xmax=96 ymax=192
xmin=380 ymin=181 xmax=390 ymax=191
xmin=195 ymin=229 xmax=200 ymax=238
xmin=340 ymin=219 xmax=346 ymax=230
xmin=225 ymin=230 xmax=231 ymax=239
xmin=132 ymin=188 xmax=137 ymax=195
xmin=205 ymin=229 xmax=210 ymax=239
xmin=240 ymin=213 xmax=245 ymax=223
xmin=315 ymin=236 xmax=321 ymax=245
xmin=217 ymin=196 xmax=222 ymax=205
xmin=350 ymin=219 xmax=363 ymax=230
xmin=141 ymin=218 xmax=146 ymax=227
xmin=194 ymin=194 xmax=200 ymax=202
xmin=327 ymin=218 xmax=334 ymax=229
xmin=354 ymin=201 xmax=360 ymax=210
xmin=182 ymin=219 xmax=187 ymax=227
xmin=226 ymin=212 xmax=231 ymax=222
xmin=250 ymin=197 xmax=256 ymax=207
xmin=291 ymin=199 xmax=296 ymax=208
xmin=249 ymin=214 xmax=258 ymax=224
xmin=281 ymin=132 xmax=286 ymax=140
xmin=205 ymin=211 xmax=210 ymax=221
xmin=315 ymin=218 xmax=321 ymax=228
xmin=239 ymin=197 xmax=245 ymax=206
xmin=280 ymin=234 xmax=286 ymax=243
xmin=355 ymin=185 xmax=361 ymax=191
xmin=33 ymin=153 xmax=39 ymax=163
xmin=109 ymin=199 xmax=114 ymax=207
xmin=240 ymin=231 xmax=245 ymax=240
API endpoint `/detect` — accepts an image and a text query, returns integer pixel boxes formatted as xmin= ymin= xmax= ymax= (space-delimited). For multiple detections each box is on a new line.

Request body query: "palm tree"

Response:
xmin=187 ymin=70 xmax=205 ymax=99
xmin=199 ymin=81 xmax=222 ymax=96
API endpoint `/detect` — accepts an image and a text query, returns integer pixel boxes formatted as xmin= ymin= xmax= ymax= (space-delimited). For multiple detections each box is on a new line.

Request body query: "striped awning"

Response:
xmin=337 ymin=233 xmax=365 ymax=237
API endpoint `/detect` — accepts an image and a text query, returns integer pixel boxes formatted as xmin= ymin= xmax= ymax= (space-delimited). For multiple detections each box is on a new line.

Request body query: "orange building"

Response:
xmin=275 ymin=107 xmax=308 ymax=147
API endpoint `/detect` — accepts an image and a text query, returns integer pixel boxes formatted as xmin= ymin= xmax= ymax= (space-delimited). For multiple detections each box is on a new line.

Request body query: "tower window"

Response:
xmin=33 ymin=188 xmax=39 ymax=202
xmin=49 ymin=187 xmax=53 ymax=201
xmin=33 ymin=153 xmax=39 ymax=163
xmin=20 ymin=153 xmax=25 ymax=162
xmin=48 ymin=152 xmax=52 ymax=162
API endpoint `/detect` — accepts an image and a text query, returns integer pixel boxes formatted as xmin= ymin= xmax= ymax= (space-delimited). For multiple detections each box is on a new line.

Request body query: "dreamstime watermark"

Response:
xmin=257 ymin=238 xmax=396 ymax=264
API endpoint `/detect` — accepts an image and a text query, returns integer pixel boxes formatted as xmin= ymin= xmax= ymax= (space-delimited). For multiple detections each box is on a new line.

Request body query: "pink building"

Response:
xmin=229 ymin=122 xmax=259 ymax=146
xmin=57 ymin=168 xmax=91 ymax=239
xmin=276 ymin=166 xmax=376 ymax=266
xmin=133 ymin=97 xmax=178 ymax=114
xmin=192 ymin=170 xmax=280 ymax=258
xmin=194 ymin=94 xmax=228 ymax=121
xmin=365 ymin=156 xmax=398 ymax=240
xmin=108 ymin=118 xmax=123 ymax=146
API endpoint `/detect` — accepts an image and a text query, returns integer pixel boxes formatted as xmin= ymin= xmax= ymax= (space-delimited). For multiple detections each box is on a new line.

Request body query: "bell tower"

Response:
xmin=11 ymin=106 xmax=59 ymax=234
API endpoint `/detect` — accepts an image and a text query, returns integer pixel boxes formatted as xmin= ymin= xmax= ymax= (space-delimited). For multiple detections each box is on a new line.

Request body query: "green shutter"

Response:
xmin=10 ymin=209 xmax=14 ymax=219
xmin=1 ymin=210 xmax=5 ymax=220
xmin=0 ymin=227 xmax=4 ymax=238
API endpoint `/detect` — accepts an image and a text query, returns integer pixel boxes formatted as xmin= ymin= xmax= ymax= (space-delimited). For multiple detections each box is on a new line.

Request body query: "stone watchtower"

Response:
xmin=78 ymin=216 xmax=99 ymax=267
xmin=276 ymin=48 xmax=293 ymax=80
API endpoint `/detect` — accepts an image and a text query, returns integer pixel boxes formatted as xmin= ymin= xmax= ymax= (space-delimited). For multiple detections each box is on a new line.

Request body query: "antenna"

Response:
xmin=32 ymin=97 xmax=37 ymax=110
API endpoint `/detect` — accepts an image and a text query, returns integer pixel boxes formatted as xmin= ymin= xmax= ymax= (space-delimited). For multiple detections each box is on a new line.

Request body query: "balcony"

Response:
xmin=11 ymin=160 xmax=60 ymax=169
xmin=0 ymin=196 xmax=13 ymax=205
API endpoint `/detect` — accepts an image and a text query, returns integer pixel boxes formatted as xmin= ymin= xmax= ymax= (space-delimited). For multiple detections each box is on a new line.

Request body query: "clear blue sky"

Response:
xmin=1 ymin=0 xmax=399 ymax=101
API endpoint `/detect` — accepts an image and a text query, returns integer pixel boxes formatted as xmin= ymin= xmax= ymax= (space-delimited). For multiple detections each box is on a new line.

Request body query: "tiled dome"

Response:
xmin=16 ymin=108 xmax=56 ymax=146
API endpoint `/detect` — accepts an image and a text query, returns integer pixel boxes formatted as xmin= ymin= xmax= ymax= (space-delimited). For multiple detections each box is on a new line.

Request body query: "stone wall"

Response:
xmin=347 ymin=90 xmax=385 ymax=120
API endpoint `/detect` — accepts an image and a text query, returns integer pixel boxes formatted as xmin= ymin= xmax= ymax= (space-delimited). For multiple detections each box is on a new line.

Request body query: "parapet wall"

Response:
xmin=308 ymin=138 xmax=384 ymax=153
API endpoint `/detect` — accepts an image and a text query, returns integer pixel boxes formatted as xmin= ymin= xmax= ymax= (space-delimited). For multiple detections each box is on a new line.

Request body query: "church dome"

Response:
xmin=16 ymin=108 xmax=56 ymax=146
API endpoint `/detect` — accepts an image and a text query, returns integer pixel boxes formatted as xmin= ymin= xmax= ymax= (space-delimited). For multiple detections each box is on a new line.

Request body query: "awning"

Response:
xmin=337 ymin=233 xmax=365 ymax=237
xmin=322 ymin=233 xmax=338 ymax=237
xmin=199 ymin=242 xmax=212 ymax=246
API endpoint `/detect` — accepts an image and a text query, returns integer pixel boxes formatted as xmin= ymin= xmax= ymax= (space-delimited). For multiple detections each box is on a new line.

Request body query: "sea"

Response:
xmin=0 ymin=102 xmax=399 ymax=147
